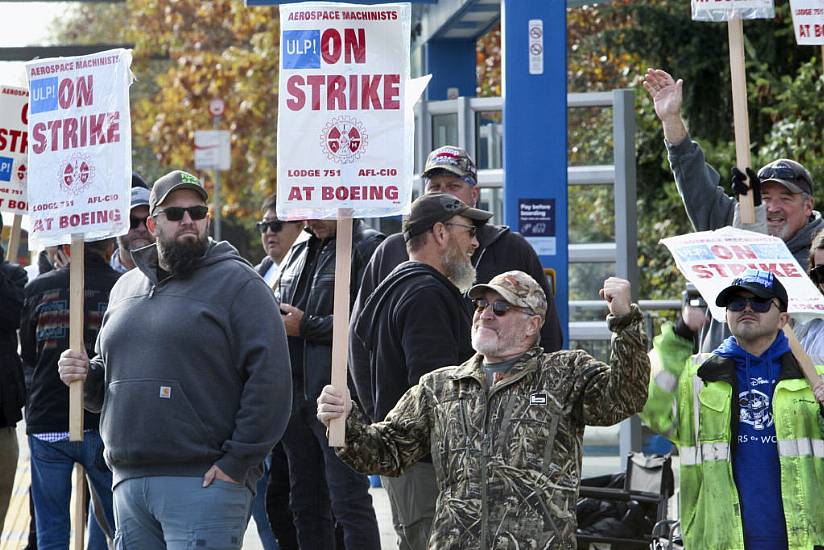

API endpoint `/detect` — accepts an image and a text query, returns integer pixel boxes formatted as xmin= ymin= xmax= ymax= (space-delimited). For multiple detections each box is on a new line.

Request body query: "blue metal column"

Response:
xmin=424 ymin=39 xmax=476 ymax=100
xmin=501 ymin=0 xmax=568 ymax=342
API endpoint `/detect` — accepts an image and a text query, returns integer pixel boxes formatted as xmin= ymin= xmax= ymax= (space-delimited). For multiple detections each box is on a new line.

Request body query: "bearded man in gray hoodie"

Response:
xmin=58 ymin=170 xmax=291 ymax=549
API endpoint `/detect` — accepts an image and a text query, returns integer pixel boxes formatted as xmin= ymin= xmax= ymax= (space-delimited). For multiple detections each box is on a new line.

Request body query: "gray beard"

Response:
xmin=443 ymin=247 xmax=476 ymax=293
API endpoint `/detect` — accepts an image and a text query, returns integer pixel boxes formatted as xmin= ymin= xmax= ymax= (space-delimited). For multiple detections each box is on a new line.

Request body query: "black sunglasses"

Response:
xmin=810 ymin=265 xmax=824 ymax=285
xmin=727 ymin=296 xmax=776 ymax=313
xmin=473 ymin=298 xmax=531 ymax=317
xmin=153 ymin=205 xmax=209 ymax=222
xmin=443 ymin=222 xmax=477 ymax=238
xmin=129 ymin=215 xmax=148 ymax=229
xmin=256 ymin=220 xmax=286 ymax=234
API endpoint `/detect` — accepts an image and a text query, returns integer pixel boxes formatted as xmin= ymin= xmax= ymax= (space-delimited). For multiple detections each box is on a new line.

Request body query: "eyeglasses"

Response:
xmin=758 ymin=163 xmax=809 ymax=189
xmin=129 ymin=216 xmax=148 ymax=230
xmin=472 ymin=298 xmax=533 ymax=317
xmin=443 ymin=222 xmax=477 ymax=238
xmin=256 ymin=220 xmax=286 ymax=234
xmin=726 ymin=296 xmax=776 ymax=313
xmin=810 ymin=265 xmax=824 ymax=285
xmin=153 ymin=205 xmax=209 ymax=222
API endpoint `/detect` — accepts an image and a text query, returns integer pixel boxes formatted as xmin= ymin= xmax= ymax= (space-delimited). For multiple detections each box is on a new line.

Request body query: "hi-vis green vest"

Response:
xmin=641 ymin=324 xmax=824 ymax=550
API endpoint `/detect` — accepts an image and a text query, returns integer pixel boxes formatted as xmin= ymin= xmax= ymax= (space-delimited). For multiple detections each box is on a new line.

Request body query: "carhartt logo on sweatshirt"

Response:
xmin=159 ymin=386 xmax=172 ymax=399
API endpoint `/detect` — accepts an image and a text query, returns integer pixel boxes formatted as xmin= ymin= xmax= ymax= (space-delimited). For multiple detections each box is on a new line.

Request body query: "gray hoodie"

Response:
xmin=87 ymin=239 xmax=292 ymax=490
xmin=666 ymin=137 xmax=824 ymax=352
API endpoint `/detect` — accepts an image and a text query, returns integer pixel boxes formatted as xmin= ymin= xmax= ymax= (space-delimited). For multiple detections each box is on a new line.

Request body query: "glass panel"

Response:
xmin=478 ymin=187 xmax=502 ymax=225
xmin=568 ymin=185 xmax=614 ymax=243
xmin=475 ymin=110 xmax=503 ymax=170
xmin=568 ymin=106 xmax=613 ymax=166
xmin=569 ymin=262 xmax=615 ymax=302
xmin=432 ymin=113 xmax=458 ymax=149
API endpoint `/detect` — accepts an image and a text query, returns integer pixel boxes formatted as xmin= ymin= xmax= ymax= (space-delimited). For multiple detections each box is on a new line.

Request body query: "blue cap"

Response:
xmin=715 ymin=269 xmax=788 ymax=311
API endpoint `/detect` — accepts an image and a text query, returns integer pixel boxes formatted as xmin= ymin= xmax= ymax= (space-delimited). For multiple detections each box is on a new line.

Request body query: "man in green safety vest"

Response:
xmin=642 ymin=268 xmax=824 ymax=549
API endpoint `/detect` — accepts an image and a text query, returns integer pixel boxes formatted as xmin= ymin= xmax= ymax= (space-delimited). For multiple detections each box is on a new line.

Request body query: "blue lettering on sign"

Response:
xmin=0 ymin=156 xmax=12 ymax=182
xmin=675 ymin=245 xmax=713 ymax=262
xmin=30 ymin=77 xmax=58 ymax=114
xmin=751 ymin=244 xmax=793 ymax=260
xmin=282 ymin=30 xmax=320 ymax=69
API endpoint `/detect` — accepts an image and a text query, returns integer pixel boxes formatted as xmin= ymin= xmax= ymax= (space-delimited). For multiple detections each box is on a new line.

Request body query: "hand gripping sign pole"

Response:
xmin=328 ymin=209 xmax=353 ymax=446
xmin=70 ymin=234 xmax=85 ymax=550
xmin=691 ymin=0 xmax=777 ymax=224
xmin=27 ymin=48 xmax=133 ymax=549
xmin=276 ymin=3 xmax=422 ymax=447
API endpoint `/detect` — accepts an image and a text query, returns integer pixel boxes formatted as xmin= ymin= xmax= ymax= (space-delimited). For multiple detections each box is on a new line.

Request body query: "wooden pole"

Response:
xmin=783 ymin=325 xmax=824 ymax=391
xmin=728 ymin=14 xmax=755 ymax=224
xmin=69 ymin=233 xmax=85 ymax=441
xmin=328 ymin=210 xmax=353 ymax=447
xmin=5 ymin=214 xmax=21 ymax=262
xmin=821 ymin=45 xmax=824 ymax=75
xmin=72 ymin=465 xmax=85 ymax=550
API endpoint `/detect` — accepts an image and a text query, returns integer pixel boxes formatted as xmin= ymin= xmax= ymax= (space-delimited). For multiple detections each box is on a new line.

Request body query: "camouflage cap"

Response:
xmin=469 ymin=270 xmax=547 ymax=319
xmin=422 ymin=145 xmax=478 ymax=186
xmin=149 ymin=170 xmax=208 ymax=214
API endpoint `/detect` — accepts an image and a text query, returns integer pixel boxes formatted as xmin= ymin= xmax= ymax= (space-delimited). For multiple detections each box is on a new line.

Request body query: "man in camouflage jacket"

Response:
xmin=318 ymin=270 xmax=650 ymax=549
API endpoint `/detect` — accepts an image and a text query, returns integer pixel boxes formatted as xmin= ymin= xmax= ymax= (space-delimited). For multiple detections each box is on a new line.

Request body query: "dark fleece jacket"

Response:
xmin=86 ymin=239 xmax=292 ymax=490
xmin=351 ymin=261 xmax=474 ymax=422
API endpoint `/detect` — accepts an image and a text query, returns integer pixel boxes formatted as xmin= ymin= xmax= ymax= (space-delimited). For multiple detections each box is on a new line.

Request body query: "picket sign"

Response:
xmin=26 ymin=48 xmax=133 ymax=546
xmin=277 ymin=3 xmax=426 ymax=446
xmin=661 ymin=226 xmax=824 ymax=389
xmin=0 ymin=85 xmax=29 ymax=260
xmin=786 ymin=0 xmax=824 ymax=72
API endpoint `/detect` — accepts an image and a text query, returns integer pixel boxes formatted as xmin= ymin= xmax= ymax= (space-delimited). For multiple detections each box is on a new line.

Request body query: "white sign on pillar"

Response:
xmin=528 ymin=19 xmax=544 ymax=75
xmin=194 ymin=130 xmax=231 ymax=171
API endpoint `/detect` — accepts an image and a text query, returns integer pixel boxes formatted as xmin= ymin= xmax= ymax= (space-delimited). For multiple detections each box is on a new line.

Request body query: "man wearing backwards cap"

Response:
xmin=642 ymin=268 xmax=824 ymax=550
xmin=352 ymin=145 xmax=563 ymax=363
xmin=350 ymin=193 xmax=491 ymax=550
xmin=57 ymin=170 xmax=292 ymax=549
xmin=321 ymin=271 xmax=650 ymax=548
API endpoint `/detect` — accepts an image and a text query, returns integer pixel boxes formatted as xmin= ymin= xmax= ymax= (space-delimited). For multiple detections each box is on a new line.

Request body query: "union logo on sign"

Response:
xmin=320 ymin=116 xmax=368 ymax=164
xmin=59 ymin=153 xmax=95 ymax=195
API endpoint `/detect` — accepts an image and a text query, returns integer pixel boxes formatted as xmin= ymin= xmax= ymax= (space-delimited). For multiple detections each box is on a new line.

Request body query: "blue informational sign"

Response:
xmin=518 ymin=198 xmax=556 ymax=256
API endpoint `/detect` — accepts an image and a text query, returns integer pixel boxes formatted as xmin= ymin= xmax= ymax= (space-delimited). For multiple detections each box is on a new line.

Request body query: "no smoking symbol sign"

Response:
xmin=530 ymin=43 xmax=543 ymax=56
xmin=530 ymin=26 xmax=542 ymax=40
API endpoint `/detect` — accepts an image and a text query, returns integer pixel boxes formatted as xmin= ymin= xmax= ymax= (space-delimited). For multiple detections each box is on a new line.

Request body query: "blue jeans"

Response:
xmin=280 ymin=398 xmax=380 ymax=550
xmin=113 ymin=475 xmax=252 ymax=549
xmin=28 ymin=432 xmax=115 ymax=550
xmin=252 ymin=454 xmax=280 ymax=550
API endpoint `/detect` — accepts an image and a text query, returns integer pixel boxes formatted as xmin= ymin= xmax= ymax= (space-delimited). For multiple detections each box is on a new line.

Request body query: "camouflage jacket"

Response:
xmin=337 ymin=305 xmax=650 ymax=549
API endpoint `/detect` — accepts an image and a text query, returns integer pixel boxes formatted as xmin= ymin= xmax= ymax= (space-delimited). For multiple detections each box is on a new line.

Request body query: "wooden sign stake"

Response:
xmin=728 ymin=14 xmax=755 ymax=224
xmin=5 ymin=214 xmax=21 ymax=262
xmin=69 ymin=233 xmax=85 ymax=441
xmin=783 ymin=325 xmax=824 ymax=391
xmin=329 ymin=210 xmax=353 ymax=447
xmin=72 ymin=464 xmax=85 ymax=550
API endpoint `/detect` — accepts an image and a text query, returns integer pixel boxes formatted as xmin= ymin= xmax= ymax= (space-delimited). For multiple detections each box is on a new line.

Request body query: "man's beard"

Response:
xmin=157 ymin=234 xmax=209 ymax=278
xmin=443 ymin=239 xmax=476 ymax=293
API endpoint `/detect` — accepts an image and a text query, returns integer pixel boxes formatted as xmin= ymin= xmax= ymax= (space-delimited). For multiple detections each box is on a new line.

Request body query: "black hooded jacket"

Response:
xmin=0 ymin=248 xmax=26 ymax=428
xmin=351 ymin=261 xmax=474 ymax=422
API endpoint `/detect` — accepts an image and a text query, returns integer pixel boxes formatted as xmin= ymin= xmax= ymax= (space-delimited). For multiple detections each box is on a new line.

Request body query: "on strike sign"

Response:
xmin=661 ymin=227 xmax=824 ymax=321
xmin=277 ymin=2 xmax=413 ymax=220
xmin=26 ymin=49 xmax=132 ymax=245
xmin=789 ymin=0 xmax=824 ymax=44
xmin=0 ymin=86 xmax=28 ymax=215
